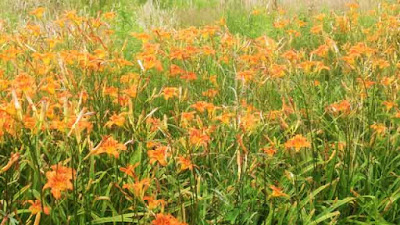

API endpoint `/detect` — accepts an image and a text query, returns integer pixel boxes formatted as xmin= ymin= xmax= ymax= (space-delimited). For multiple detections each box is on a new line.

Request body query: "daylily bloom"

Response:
xmin=123 ymin=178 xmax=151 ymax=197
xmin=189 ymin=128 xmax=210 ymax=147
xmin=43 ymin=164 xmax=75 ymax=199
xmin=105 ymin=112 xmax=126 ymax=128
xmin=143 ymin=196 xmax=166 ymax=210
xmin=28 ymin=200 xmax=50 ymax=215
xmin=93 ymin=136 xmax=127 ymax=158
xmin=284 ymin=135 xmax=311 ymax=152
xmin=270 ymin=185 xmax=289 ymax=198
xmin=177 ymin=156 xmax=194 ymax=172
xmin=327 ymin=100 xmax=351 ymax=115
xmin=371 ymin=123 xmax=386 ymax=135
xmin=30 ymin=7 xmax=45 ymax=19
xmin=120 ymin=163 xmax=140 ymax=178
xmin=151 ymin=213 xmax=187 ymax=225
xmin=147 ymin=145 xmax=169 ymax=166
xmin=262 ymin=147 xmax=277 ymax=157
xmin=162 ymin=87 xmax=179 ymax=100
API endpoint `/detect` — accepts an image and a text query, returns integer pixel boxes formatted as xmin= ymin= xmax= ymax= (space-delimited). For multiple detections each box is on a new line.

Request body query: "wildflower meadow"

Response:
xmin=0 ymin=0 xmax=400 ymax=224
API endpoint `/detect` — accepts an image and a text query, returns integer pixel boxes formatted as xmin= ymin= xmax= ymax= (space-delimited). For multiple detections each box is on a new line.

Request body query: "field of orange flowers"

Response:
xmin=0 ymin=1 xmax=400 ymax=224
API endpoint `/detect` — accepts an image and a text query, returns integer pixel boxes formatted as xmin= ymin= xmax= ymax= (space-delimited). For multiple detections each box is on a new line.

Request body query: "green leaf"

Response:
xmin=309 ymin=211 xmax=340 ymax=225
xmin=92 ymin=212 xmax=144 ymax=224
xmin=300 ymin=180 xmax=338 ymax=209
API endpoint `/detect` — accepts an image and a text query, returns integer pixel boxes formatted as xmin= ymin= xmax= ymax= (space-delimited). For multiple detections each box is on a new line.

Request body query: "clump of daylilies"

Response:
xmin=0 ymin=1 xmax=399 ymax=224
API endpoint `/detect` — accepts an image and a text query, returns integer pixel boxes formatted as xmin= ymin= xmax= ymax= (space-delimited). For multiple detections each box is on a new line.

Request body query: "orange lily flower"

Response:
xmin=177 ymin=156 xmax=194 ymax=172
xmin=162 ymin=87 xmax=179 ymax=100
xmin=94 ymin=136 xmax=127 ymax=158
xmin=270 ymin=185 xmax=289 ymax=198
xmin=284 ymin=135 xmax=311 ymax=152
xmin=147 ymin=145 xmax=169 ymax=166
xmin=105 ymin=112 xmax=126 ymax=128
xmin=143 ymin=196 xmax=166 ymax=210
xmin=120 ymin=163 xmax=140 ymax=178
xmin=43 ymin=164 xmax=75 ymax=199
xmin=152 ymin=213 xmax=187 ymax=225
xmin=28 ymin=200 xmax=50 ymax=215
xmin=123 ymin=178 xmax=151 ymax=197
